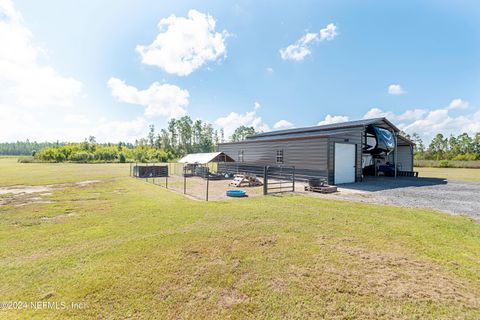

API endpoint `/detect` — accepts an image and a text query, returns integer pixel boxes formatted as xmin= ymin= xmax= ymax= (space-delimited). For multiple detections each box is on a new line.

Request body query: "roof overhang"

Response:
xmin=178 ymin=152 xmax=235 ymax=164
xmin=244 ymin=117 xmax=401 ymax=142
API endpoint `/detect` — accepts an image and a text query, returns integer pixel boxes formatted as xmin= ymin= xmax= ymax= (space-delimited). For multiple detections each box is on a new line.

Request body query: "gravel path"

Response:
xmin=304 ymin=177 xmax=480 ymax=221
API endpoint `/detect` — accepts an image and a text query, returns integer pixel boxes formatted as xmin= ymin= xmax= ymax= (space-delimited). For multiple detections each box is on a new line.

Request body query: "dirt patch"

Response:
xmin=0 ymin=185 xmax=51 ymax=195
xmin=219 ymin=288 xmax=249 ymax=308
xmin=270 ymin=278 xmax=287 ymax=292
xmin=0 ymin=180 xmax=102 ymax=207
xmin=333 ymin=246 xmax=480 ymax=306
xmin=154 ymin=176 xmax=263 ymax=201
xmin=257 ymin=235 xmax=278 ymax=247
xmin=76 ymin=180 xmax=101 ymax=186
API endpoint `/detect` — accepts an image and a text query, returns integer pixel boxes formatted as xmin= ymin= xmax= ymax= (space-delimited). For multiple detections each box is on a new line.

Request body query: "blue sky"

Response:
xmin=1 ymin=0 xmax=479 ymax=142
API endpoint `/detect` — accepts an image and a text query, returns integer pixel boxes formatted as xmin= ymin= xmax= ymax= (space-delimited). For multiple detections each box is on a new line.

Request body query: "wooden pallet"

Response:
xmin=304 ymin=185 xmax=337 ymax=194
xmin=397 ymin=171 xmax=419 ymax=177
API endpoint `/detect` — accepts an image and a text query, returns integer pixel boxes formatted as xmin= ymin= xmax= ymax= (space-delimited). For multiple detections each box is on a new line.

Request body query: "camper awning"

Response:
xmin=178 ymin=152 xmax=235 ymax=164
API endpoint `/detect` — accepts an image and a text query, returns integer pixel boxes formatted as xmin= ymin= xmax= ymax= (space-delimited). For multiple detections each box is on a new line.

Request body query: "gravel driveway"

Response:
xmin=305 ymin=177 xmax=480 ymax=220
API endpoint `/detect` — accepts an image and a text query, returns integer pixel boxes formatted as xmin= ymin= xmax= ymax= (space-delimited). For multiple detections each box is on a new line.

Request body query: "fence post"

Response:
xmin=206 ymin=168 xmax=209 ymax=201
xmin=292 ymin=166 xmax=295 ymax=192
xmin=263 ymin=166 xmax=268 ymax=195
xmin=183 ymin=165 xmax=186 ymax=194
xmin=166 ymin=175 xmax=168 ymax=189
xmin=129 ymin=162 xmax=132 ymax=177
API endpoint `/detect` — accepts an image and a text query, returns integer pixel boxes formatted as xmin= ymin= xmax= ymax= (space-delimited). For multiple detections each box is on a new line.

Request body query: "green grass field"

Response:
xmin=1 ymin=158 xmax=480 ymax=319
xmin=416 ymin=166 xmax=480 ymax=182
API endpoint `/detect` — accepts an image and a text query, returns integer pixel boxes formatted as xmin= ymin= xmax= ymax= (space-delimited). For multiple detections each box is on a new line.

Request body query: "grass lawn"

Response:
xmin=0 ymin=157 xmax=130 ymax=186
xmin=416 ymin=166 xmax=480 ymax=182
xmin=1 ymin=158 xmax=480 ymax=319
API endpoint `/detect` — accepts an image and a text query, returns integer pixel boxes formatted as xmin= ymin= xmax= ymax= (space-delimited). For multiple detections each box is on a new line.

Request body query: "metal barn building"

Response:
xmin=218 ymin=118 xmax=415 ymax=185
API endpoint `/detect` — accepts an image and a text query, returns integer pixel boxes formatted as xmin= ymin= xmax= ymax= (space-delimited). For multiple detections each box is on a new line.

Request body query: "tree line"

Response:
xmin=0 ymin=141 xmax=63 ymax=156
xmin=2 ymin=116 xmax=257 ymax=163
xmin=7 ymin=120 xmax=478 ymax=163
xmin=406 ymin=132 xmax=480 ymax=161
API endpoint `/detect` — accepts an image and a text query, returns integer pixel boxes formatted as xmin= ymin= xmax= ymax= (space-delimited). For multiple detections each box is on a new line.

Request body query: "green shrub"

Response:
xmin=36 ymin=148 xmax=66 ymax=162
xmin=70 ymin=151 xmax=94 ymax=162
xmin=94 ymin=149 xmax=117 ymax=161
xmin=119 ymin=153 xmax=126 ymax=163
xmin=439 ymin=160 xmax=451 ymax=168
xmin=452 ymin=153 xmax=479 ymax=161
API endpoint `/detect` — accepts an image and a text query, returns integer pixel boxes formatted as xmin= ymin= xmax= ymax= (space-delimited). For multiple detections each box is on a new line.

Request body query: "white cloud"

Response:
xmin=319 ymin=23 xmax=338 ymax=41
xmin=0 ymin=1 xmax=164 ymax=143
xmin=215 ymin=104 xmax=270 ymax=140
xmin=280 ymin=32 xmax=318 ymax=61
xmin=254 ymin=101 xmax=261 ymax=110
xmin=280 ymin=23 xmax=337 ymax=61
xmin=136 ymin=9 xmax=228 ymax=76
xmin=396 ymin=109 xmax=427 ymax=121
xmin=94 ymin=117 xmax=148 ymax=142
xmin=401 ymin=109 xmax=480 ymax=142
xmin=448 ymin=98 xmax=469 ymax=110
xmin=0 ymin=103 xmax=148 ymax=143
xmin=318 ymin=114 xmax=349 ymax=125
xmin=273 ymin=120 xmax=294 ymax=129
xmin=388 ymin=84 xmax=405 ymax=95
xmin=108 ymin=77 xmax=189 ymax=118
xmin=363 ymin=107 xmax=396 ymax=120
xmin=64 ymin=114 xmax=90 ymax=125
xmin=266 ymin=67 xmax=274 ymax=74
xmin=361 ymin=99 xmax=479 ymax=142
xmin=0 ymin=0 xmax=82 ymax=107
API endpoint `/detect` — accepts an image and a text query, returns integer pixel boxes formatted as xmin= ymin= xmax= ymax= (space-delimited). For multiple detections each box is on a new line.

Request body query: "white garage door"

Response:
xmin=334 ymin=143 xmax=356 ymax=184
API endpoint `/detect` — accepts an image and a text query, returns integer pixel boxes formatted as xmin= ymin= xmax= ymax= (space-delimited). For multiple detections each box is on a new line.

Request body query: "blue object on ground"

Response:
xmin=226 ymin=190 xmax=247 ymax=197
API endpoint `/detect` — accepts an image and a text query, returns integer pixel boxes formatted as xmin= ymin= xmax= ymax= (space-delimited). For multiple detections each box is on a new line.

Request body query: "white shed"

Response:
xmin=178 ymin=152 xmax=235 ymax=164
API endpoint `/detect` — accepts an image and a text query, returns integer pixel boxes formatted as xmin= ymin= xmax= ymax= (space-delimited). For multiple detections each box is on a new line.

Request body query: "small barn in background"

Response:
xmin=178 ymin=152 xmax=235 ymax=178
xmin=218 ymin=117 xmax=415 ymax=185
xmin=178 ymin=152 xmax=235 ymax=165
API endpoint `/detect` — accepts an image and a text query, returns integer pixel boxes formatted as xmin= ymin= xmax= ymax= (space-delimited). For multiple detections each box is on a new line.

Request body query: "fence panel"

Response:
xmin=263 ymin=165 xmax=295 ymax=195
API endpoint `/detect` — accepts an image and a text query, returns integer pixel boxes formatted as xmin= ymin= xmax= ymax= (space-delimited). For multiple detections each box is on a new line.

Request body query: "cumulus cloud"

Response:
xmin=280 ymin=32 xmax=318 ymax=61
xmin=361 ymin=99 xmax=479 ymax=142
xmin=364 ymin=107 xmax=436 ymax=122
xmin=280 ymin=23 xmax=337 ymax=61
xmin=273 ymin=120 xmax=294 ymax=129
xmin=136 ymin=9 xmax=228 ymax=76
xmin=319 ymin=23 xmax=338 ymax=41
xmin=388 ymin=84 xmax=405 ymax=95
xmin=0 ymin=0 xmax=90 ymax=142
xmin=94 ymin=117 xmax=148 ymax=142
xmin=0 ymin=102 xmax=148 ymax=143
xmin=363 ymin=108 xmax=396 ymax=120
xmin=215 ymin=102 xmax=269 ymax=140
xmin=0 ymin=0 xmax=82 ymax=107
xmin=318 ymin=114 xmax=349 ymax=125
xmin=448 ymin=98 xmax=469 ymax=110
xmin=108 ymin=78 xmax=189 ymax=118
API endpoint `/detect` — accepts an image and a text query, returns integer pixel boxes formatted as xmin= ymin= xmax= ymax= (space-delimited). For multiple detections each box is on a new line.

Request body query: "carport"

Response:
xmin=219 ymin=117 xmax=416 ymax=185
